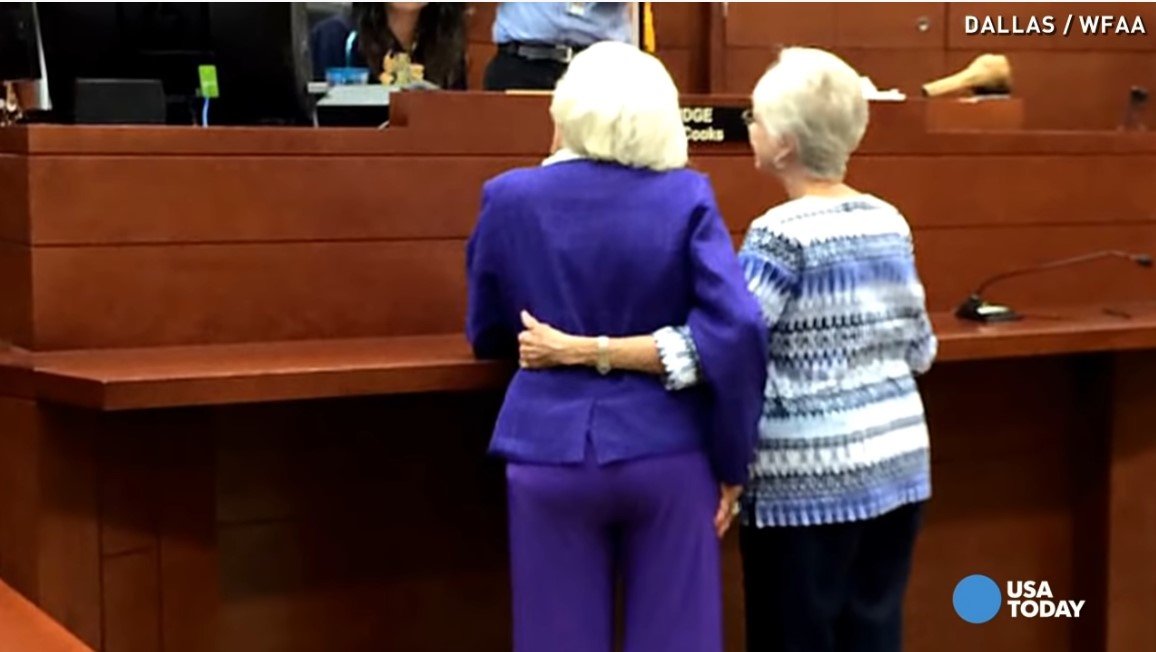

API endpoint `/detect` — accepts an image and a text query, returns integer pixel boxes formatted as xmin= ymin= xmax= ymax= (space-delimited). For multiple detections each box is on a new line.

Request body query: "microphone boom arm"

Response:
xmin=974 ymin=250 xmax=1152 ymax=296
xmin=958 ymin=249 xmax=1153 ymax=323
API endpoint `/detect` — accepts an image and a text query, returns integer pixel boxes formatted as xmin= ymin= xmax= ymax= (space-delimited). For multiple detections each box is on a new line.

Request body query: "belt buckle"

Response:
xmin=560 ymin=46 xmax=574 ymax=64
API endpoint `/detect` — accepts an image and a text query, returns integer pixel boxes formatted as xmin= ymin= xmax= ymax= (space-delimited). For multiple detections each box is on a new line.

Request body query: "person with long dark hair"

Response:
xmin=310 ymin=2 xmax=467 ymax=89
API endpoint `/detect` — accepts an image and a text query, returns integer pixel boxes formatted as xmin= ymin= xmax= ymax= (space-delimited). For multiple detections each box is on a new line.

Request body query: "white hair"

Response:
xmin=752 ymin=47 xmax=868 ymax=180
xmin=550 ymin=42 xmax=688 ymax=171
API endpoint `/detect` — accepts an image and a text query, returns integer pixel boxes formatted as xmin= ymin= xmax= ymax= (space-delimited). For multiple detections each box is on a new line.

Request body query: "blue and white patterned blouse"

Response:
xmin=654 ymin=194 xmax=936 ymax=527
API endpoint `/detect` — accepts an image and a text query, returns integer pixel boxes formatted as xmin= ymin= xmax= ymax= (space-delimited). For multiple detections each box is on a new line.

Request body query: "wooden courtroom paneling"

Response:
xmin=52 ymin=407 xmax=216 ymax=652
xmin=656 ymin=48 xmax=696 ymax=94
xmin=6 ymin=98 xmax=1156 ymax=652
xmin=100 ymin=428 xmax=162 ymax=557
xmin=25 ymin=156 xmax=536 ymax=245
xmin=102 ymin=550 xmax=161 ymax=652
xmin=906 ymin=356 xmax=1100 ymax=651
xmin=653 ymin=3 xmax=705 ymax=49
xmin=699 ymin=154 xmax=1156 ymax=233
xmin=21 ymin=146 xmax=1156 ymax=350
xmin=914 ymin=225 xmax=1156 ymax=312
xmin=0 ymin=579 xmax=93 ymax=652
xmin=29 ymin=240 xmax=468 ymax=349
xmin=721 ymin=47 xmax=778 ymax=94
xmin=0 ymin=355 xmax=1128 ymax=652
xmin=36 ymin=407 xmax=103 ymax=648
xmin=198 ymin=360 xmax=1107 ymax=652
xmin=100 ymin=409 xmax=218 ymax=652
xmin=721 ymin=47 xmax=951 ymax=96
xmin=467 ymin=42 xmax=497 ymax=91
xmin=720 ymin=4 xmax=948 ymax=93
xmin=29 ymin=336 xmax=509 ymax=411
xmin=716 ymin=2 xmax=1156 ymax=128
xmin=726 ymin=3 xmax=835 ymax=49
xmin=838 ymin=49 xmax=949 ymax=97
xmin=848 ymin=155 xmax=1156 ymax=229
xmin=0 ymin=242 xmax=32 ymax=346
xmin=466 ymin=2 xmax=494 ymax=44
xmin=836 ymin=3 xmax=947 ymax=49
xmin=653 ymin=3 xmax=711 ymax=92
xmin=947 ymin=49 xmax=1156 ymax=129
xmin=466 ymin=3 xmax=496 ymax=90
xmin=214 ymin=394 xmax=510 ymax=652
xmin=0 ymin=397 xmax=41 ymax=599
xmin=157 ymin=429 xmax=218 ymax=652
xmin=1106 ymin=352 xmax=1156 ymax=652
xmin=0 ymin=156 xmax=29 ymax=243
xmin=947 ymin=3 xmax=1156 ymax=51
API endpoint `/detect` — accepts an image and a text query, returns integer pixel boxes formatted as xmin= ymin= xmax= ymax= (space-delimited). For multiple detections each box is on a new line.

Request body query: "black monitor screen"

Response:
xmin=37 ymin=2 xmax=311 ymax=125
xmin=0 ymin=3 xmax=41 ymax=82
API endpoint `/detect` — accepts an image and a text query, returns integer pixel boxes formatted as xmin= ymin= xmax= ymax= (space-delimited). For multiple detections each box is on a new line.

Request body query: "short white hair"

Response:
xmin=550 ymin=42 xmax=687 ymax=171
xmin=752 ymin=47 xmax=868 ymax=180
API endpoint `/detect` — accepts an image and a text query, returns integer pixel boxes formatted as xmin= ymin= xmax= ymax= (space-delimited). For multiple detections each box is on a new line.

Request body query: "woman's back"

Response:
xmin=738 ymin=193 xmax=936 ymax=527
xmin=488 ymin=159 xmax=705 ymax=338
xmin=468 ymin=159 xmax=761 ymax=470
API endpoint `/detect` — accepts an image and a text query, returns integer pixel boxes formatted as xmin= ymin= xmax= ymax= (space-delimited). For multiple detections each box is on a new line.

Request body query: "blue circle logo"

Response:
xmin=953 ymin=574 xmax=1002 ymax=624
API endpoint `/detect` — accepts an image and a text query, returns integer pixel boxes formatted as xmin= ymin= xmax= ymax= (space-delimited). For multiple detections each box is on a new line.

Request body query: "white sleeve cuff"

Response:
xmin=654 ymin=325 xmax=703 ymax=391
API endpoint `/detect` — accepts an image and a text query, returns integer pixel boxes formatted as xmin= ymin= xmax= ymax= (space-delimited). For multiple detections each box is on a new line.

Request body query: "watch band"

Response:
xmin=596 ymin=335 xmax=611 ymax=375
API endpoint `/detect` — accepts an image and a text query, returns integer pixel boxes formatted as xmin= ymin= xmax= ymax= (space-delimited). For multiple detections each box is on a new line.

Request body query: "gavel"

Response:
xmin=922 ymin=54 xmax=1013 ymax=98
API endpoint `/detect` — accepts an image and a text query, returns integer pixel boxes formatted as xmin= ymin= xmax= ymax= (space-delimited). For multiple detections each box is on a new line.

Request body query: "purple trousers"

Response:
xmin=506 ymin=445 xmax=722 ymax=652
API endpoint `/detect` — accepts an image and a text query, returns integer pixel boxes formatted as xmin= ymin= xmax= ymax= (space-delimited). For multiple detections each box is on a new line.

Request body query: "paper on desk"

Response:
xmin=861 ymin=76 xmax=906 ymax=102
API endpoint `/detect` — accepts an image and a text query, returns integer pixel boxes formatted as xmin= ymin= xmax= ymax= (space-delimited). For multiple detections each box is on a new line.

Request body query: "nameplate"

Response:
xmin=681 ymin=105 xmax=747 ymax=144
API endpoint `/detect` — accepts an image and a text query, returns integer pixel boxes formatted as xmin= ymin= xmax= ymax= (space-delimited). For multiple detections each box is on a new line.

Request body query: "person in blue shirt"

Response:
xmin=310 ymin=3 xmax=468 ymax=89
xmin=483 ymin=2 xmax=633 ymax=91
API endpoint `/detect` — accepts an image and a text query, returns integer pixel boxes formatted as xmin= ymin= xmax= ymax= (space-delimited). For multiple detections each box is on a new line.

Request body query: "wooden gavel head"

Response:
xmin=922 ymin=54 xmax=1012 ymax=98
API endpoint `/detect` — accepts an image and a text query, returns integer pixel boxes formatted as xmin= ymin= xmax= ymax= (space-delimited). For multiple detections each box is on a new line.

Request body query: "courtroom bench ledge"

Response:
xmin=4 ymin=306 xmax=1156 ymax=411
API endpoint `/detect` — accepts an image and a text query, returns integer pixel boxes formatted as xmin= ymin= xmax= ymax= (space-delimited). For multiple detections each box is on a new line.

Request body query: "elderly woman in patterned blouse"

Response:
xmin=517 ymin=47 xmax=937 ymax=652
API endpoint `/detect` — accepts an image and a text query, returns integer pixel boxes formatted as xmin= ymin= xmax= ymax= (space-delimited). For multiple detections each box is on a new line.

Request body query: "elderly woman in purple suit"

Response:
xmin=465 ymin=42 xmax=767 ymax=652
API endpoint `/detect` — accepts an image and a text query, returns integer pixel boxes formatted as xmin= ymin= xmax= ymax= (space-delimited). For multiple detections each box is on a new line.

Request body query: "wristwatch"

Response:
xmin=596 ymin=336 xmax=611 ymax=375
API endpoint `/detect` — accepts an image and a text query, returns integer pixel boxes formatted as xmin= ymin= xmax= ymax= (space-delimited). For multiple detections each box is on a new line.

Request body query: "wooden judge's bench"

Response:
xmin=2 ymin=92 xmax=1156 ymax=652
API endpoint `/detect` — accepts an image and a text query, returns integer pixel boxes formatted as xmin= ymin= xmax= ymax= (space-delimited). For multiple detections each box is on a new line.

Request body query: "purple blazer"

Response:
xmin=466 ymin=159 xmax=766 ymax=484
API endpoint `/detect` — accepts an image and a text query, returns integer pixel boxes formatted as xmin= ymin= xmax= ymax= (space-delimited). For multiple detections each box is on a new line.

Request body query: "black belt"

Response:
xmin=499 ymin=42 xmax=587 ymax=64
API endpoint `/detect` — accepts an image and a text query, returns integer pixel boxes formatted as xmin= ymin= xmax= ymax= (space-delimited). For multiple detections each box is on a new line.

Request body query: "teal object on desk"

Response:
xmin=325 ymin=67 xmax=370 ymax=86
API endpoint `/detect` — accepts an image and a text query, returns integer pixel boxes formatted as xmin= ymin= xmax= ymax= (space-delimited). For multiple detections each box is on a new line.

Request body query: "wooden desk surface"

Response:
xmin=3 ymin=305 xmax=1155 ymax=411
xmin=0 ymin=580 xmax=92 ymax=652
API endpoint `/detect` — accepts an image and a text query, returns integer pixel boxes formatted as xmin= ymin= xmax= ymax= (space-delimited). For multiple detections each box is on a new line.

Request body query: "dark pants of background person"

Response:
xmin=740 ymin=502 xmax=924 ymax=652
xmin=483 ymin=48 xmax=569 ymax=91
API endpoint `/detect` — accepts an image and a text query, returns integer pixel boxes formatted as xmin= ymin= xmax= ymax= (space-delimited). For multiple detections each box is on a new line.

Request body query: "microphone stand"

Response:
xmin=956 ymin=250 xmax=1153 ymax=323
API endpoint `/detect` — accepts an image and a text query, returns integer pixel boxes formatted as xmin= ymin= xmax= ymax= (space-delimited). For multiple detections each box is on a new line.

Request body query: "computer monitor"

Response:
xmin=207 ymin=3 xmax=313 ymax=126
xmin=36 ymin=2 xmax=312 ymax=125
xmin=0 ymin=3 xmax=42 ymax=82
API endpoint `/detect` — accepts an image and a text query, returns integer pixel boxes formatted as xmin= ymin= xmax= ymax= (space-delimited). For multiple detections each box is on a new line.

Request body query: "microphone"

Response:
xmin=956 ymin=250 xmax=1153 ymax=323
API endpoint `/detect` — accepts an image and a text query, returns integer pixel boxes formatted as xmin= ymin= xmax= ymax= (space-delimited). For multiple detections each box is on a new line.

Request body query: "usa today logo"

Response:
xmin=952 ymin=575 xmax=1086 ymax=624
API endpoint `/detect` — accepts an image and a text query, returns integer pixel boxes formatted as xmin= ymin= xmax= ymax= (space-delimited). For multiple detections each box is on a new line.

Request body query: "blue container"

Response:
xmin=325 ymin=67 xmax=371 ymax=86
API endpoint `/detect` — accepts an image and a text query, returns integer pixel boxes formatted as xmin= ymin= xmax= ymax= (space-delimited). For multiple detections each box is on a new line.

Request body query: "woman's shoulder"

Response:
xmin=487 ymin=161 xmax=709 ymax=194
xmin=481 ymin=165 xmax=561 ymax=208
